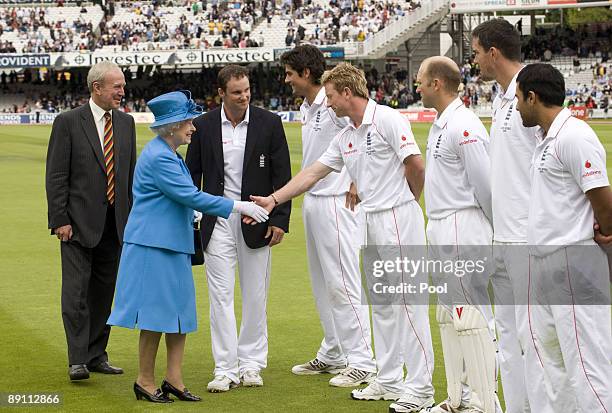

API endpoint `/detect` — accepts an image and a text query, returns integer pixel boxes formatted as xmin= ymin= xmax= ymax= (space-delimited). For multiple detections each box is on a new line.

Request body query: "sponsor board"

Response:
xmin=129 ymin=112 xmax=156 ymax=124
xmin=175 ymin=48 xmax=275 ymax=65
xmin=569 ymin=106 xmax=588 ymax=120
xmin=273 ymin=46 xmax=345 ymax=60
xmin=0 ymin=111 xmax=301 ymax=125
xmin=0 ymin=114 xmax=27 ymax=124
xmin=0 ymin=54 xmax=51 ymax=69
xmin=399 ymin=110 xmax=438 ymax=123
xmin=0 ymin=113 xmax=64 ymax=125
xmin=56 ymin=51 xmax=172 ymax=67
xmin=450 ymin=0 xmax=609 ymax=12
xmin=49 ymin=48 xmax=276 ymax=68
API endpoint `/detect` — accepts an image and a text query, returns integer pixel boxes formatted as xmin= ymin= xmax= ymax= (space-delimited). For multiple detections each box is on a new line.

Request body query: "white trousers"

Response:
xmin=427 ymin=208 xmax=497 ymax=407
xmin=363 ymin=201 xmax=434 ymax=396
xmin=491 ymin=242 xmax=553 ymax=413
xmin=204 ymin=213 xmax=271 ymax=383
xmin=426 ymin=208 xmax=495 ymax=324
xmin=529 ymin=245 xmax=611 ymax=413
xmin=302 ymin=193 xmax=375 ymax=372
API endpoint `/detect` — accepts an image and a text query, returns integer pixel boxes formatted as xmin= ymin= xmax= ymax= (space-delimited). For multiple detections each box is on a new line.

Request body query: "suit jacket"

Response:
xmin=123 ymin=136 xmax=233 ymax=254
xmin=46 ymin=103 xmax=137 ymax=249
xmin=186 ymin=106 xmax=292 ymax=250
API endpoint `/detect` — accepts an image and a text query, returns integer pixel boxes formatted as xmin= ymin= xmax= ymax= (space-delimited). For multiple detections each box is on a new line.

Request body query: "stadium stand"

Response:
xmin=0 ymin=1 xmax=610 ymax=115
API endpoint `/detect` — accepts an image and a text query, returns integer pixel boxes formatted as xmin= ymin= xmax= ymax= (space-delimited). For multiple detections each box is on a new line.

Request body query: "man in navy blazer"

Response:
xmin=186 ymin=65 xmax=291 ymax=391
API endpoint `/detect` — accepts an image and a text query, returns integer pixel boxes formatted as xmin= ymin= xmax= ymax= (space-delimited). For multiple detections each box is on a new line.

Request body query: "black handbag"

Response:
xmin=192 ymin=222 xmax=204 ymax=266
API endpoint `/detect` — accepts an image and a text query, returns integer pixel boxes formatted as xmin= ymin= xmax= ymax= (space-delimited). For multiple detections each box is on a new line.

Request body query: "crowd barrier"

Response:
xmin=1 ymin=107 xmax=608 ymax=125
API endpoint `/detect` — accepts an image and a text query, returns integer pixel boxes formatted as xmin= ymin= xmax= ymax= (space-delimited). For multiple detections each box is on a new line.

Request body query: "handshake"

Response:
xmin=193 ymin=198 xmax=275 ymax=226
xmin=233 ymin=200 xmax=271 ymax=225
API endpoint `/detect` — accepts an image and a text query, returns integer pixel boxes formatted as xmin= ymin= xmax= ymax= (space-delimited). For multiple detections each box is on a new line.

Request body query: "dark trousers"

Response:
xmin=60 ymin=207 xmax=120 ymax=366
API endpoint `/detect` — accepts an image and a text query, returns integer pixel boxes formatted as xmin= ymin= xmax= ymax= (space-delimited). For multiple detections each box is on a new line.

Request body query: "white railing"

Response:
xmin=359 ymin=0 xmax=449 ymax=56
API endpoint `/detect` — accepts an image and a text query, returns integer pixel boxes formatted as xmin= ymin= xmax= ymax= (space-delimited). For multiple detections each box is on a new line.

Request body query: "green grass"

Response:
xmin=0 ymin=121 xmax=610 ymax=412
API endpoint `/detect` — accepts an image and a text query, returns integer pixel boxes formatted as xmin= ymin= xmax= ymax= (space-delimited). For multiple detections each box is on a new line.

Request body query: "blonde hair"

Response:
xmin=321 ymin=62 xmax=369 ymax=99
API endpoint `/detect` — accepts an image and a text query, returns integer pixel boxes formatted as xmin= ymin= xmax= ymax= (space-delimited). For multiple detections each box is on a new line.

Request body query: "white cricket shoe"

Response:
xmin=329 ymin=367 xmax=375 ymax=387
xmin=429 ymin=399 xmax=480 ymax=413
xmin=389 ymin=394 xmax=435 ymax=412
xmin=291 ymin=358 xmax=346 ymax=375
xmin=207 ymin=375 xmax=239 ymax=393
xmin=241 ymin=370 xmax=263 ymax=387
xmin=351 ymin=381 xmax=402 ymax=401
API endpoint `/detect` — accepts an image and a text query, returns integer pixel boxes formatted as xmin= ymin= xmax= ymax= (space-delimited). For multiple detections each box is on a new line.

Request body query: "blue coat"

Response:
xmin=123 ymin=136 xmax=233 ymax=253
xmin=108 ymin=136 xmax=234 ymax=333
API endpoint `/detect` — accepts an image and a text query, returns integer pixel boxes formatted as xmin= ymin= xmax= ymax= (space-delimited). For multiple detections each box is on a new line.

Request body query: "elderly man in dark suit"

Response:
xmin=46 ymin=61 xmax=137 ymax=381
xmin=186 ymin=65 xmax=291 ymax=392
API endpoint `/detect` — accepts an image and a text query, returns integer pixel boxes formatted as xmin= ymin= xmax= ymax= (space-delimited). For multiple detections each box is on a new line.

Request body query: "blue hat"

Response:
xmin=147 ymin=90 xmax=203 ymax=128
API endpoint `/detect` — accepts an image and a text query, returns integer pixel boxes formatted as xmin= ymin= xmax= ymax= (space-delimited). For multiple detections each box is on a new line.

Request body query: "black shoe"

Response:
xmin=88 ymin=361 xmax=124 ymax=374
xmin=161 ymin=379 xmax=202 ymax=402
xmin=69 ymin=364 xmax=90 ymax=381
xmin=133 ymin=382 xmax=173 ymax=403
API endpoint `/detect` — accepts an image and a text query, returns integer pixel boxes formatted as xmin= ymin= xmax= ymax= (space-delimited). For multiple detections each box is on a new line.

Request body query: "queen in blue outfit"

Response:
xmin=107 ymin=90 xmax=269 ymax=403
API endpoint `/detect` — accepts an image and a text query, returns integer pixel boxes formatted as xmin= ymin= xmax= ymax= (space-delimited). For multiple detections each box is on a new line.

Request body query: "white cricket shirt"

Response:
xmin=490 ymin=70 xmax=538 ymax=242
xmin=300 ymin=87 xmax=351 ymax=196
xmin=318 ymin=99 xmax=421 ymax=213
xmin=221 ymin=104 xmax=249 ymax=200
xmin=425 ymin=98 xmax=492 ymax=221
xmin=528 ymin=108 xmax=609 ymax=256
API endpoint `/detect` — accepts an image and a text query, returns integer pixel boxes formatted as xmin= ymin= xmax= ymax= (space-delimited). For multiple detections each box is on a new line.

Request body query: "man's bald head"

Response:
xmin=421 ymin=56 xmax=461 ymax=95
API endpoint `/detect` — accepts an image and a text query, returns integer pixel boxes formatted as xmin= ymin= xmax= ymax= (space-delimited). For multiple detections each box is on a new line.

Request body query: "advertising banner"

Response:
xmin=399 ymin=110 xmax=438 ymax=123
xmin=569 ymin=106 xmax=588 ymax=120
xmin=450 ymin=0 xmax=609 ymax=12
xmin=0 ymin=54 xmax=51 ymax=69
xmin=56 ymin=51 xmax=172 ymax=68
xmin=273 ymin=46 xmax=345 ymax=60
xmin=173 ymin=48 xmax=275 ymax=65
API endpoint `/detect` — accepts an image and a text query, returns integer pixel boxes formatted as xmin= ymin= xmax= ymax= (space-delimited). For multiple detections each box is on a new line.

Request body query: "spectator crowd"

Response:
xmin=1 ymin=0 xmax=423 ymax=53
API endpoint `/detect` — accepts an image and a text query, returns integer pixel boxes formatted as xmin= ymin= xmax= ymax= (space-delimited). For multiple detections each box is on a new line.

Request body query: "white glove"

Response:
xmin=193 ymin=211 xmax=202 ymax=223
xmin=232 ymin=201 xmax=269 ymax=223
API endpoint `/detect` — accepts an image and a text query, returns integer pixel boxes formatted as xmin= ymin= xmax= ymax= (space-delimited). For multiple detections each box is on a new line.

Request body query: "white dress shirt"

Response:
xmin=221 ymin=104 xmax=249 ymax=200
xmin=89 ymin=98 xmax=112 ymax=150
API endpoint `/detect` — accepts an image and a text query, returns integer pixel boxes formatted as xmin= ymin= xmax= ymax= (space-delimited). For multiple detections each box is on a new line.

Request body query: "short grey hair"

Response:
xmin=87 ymin=61 xmax=121 ymax=93
xmin=150 ymin=120 xmax=184 ymax=137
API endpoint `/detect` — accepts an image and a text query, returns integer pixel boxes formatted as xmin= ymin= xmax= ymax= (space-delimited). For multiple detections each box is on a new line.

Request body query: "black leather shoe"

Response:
xmin=161 ymin=379 xmax=202 ymax=402
xmin=88 ymin=361 xmax=124 ymax=374
xmin=133 ymin=382 xmax=173 ymax=403
xmin=69 ymin=364 xmax=90 ymax=381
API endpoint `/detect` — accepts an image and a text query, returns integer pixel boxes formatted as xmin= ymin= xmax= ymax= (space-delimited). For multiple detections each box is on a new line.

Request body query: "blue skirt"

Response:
xmin=108 ymin=242 xmax=197 ymax=333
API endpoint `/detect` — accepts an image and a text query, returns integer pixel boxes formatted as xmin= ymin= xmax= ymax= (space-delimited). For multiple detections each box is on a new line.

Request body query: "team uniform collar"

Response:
xmin=499 ymin=67 xmax=524 ymax=101
xmin=309 ymin=86 xmax=326 ymax=107
xmin=350 ymin=98 xmax=377 ymax=129
xmin=433 ymin=98 xmax=463 ymax=129
xmin=536 ymin=108 xmax=572 ymax=143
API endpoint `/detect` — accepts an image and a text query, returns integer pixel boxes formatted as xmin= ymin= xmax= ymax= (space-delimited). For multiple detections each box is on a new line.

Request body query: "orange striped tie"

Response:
xmin=103 ymin=112 xmax=115 ymax=205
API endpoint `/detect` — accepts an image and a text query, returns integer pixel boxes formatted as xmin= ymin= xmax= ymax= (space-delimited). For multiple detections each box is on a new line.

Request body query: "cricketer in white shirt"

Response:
xmin=526 ymin=107 xmax=612 ymax=413
xmin=489 ymin=70 xmax=548 ymax=413
xmin=297 ymin=87 xmax=376 ymax=377
xmin=317 ymin=99 xmax=434 ymax=398
xmin=253 ymin=96 xmax=434 ymax=400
